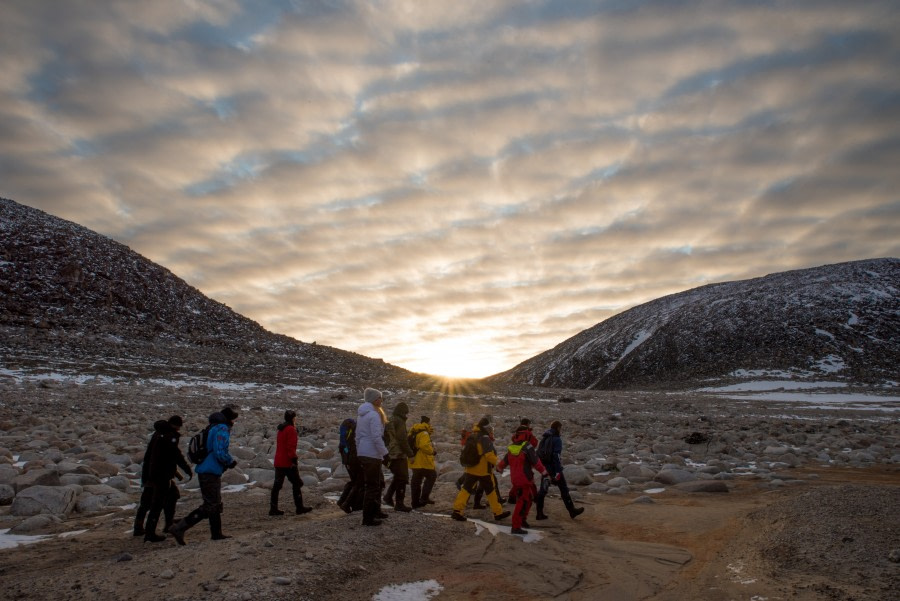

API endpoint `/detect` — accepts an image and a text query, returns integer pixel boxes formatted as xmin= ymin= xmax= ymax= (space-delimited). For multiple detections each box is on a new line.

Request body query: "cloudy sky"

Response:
xmin=2 ymin=1 xmax=899 ymax=378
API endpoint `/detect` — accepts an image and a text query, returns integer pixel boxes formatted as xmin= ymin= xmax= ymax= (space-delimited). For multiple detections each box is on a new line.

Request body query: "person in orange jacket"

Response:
xmin=496 ymin=425 xmax=548 ymax=535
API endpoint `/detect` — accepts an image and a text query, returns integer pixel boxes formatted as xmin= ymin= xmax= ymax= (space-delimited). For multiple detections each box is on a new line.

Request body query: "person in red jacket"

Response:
xmin=270 ymin=410 xmax=313 ymax=516
xmin=506 ymin=417 xmax=539 ymax=505
xmin=496 ymin=425 xmax=549 ymax=535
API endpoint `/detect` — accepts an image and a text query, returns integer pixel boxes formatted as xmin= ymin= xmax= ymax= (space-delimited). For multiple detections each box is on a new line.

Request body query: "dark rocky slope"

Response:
xmin=489 ymin=258 xmax=900 ymax=389
xmin=0 ymin=197 xmax=424 ymax=387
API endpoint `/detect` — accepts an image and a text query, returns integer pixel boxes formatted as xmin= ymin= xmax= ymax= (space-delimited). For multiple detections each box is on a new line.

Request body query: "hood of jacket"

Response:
xmin=392 ymin=402 xmax=409 ymax=419
xmin=358 ymin=402 xmax=377 ymax=420
xmin=153 ymin=419 xmax=169 ymax=433
xmin=209 ymin=411 xmax=228 ymax=426
xmin=409 ymin=422 xmax=432 ymax=435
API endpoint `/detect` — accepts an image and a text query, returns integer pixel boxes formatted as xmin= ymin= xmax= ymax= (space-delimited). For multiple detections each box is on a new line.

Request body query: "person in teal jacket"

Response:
xmin=170 ymin=407 xmax=239 ymax=544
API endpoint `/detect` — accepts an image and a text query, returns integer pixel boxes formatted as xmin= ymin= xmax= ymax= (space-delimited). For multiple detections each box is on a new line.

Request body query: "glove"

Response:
xmin=554 ymin=472 xmax=562 ymax=482
xmin=228 ymin=460 xmax=238 ymax=469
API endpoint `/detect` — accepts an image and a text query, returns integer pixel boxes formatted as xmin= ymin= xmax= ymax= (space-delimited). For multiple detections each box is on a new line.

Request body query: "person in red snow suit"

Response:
xmin=496 ymin=425 xmax=549 ymax=535
xmin=270 ymin=410 xmax=313 ymax=516
xmin=506 ymin=417 xmax=539 ymax=505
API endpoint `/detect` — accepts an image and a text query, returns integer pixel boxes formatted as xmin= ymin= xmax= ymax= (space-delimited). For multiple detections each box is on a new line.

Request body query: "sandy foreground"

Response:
xmin=0 ymin=380 xmax=898 ymax=600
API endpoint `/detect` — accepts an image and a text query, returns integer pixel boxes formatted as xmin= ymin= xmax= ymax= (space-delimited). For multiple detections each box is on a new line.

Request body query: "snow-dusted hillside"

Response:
xmin=489 ymin=259 xmax=900 ymax=389
xmin=0 ymin=197 xmax=418 ymax=386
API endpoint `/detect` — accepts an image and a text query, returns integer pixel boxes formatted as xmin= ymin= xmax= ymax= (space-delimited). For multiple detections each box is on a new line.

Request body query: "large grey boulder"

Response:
xmin=563 ymin=465 xmax=593 ymax=486
xmin=13 ymin=468 xmax=61 ymax=492
xmin=673 ymin=480 xmax=729 ymax=493
xmin=656 ymin=469 xmax=697 ymax=485
xmin=0 ymin=465 xmax=17 ymax=485
xmin=10 ymin=514 xmax=59 ymax=534
xmin=0 ymin=483 xmax=15 ymax=505
xmin=60 ymin=473 xmax=102 ymax=487
xmin=10 ymin=485 xmax=77 ymax=516
xmin=245 ymin=468 xmax=276 ymax=485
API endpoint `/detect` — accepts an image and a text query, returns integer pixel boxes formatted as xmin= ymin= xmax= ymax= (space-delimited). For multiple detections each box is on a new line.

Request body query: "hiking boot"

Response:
xmin=362 ymin=519 xmax=382 ymax=527
xmin=132 ymin=527 xmax=145 ymax=537
xmin=169 ymin=526 xmax=186 ymax=546
xmin=510 ymin=527 xmax=528 ymax=535
xmin=144 ymin=533 xmax=166 ymax=543
xmin=450 ymin=511 xmax=467 ymax=522
xmin=536 ymin=511 xmax=548 ymax=520
xmin=269 ymin=508 xmax=285 ymax=516
xmin=394 ymin=504 xmax=412 ymax=513
xmin=211 ymin=533 xmax=232 ymax=541
xmin=493 ymin=511 xmax=511 ymax=521
xmin=296 ymin=506 xmax=313 ymax=515
xmin=423 ymin=499 xmax=435 ymax=505
xmin=337 ymin=501 xmax=352 ymax=514
xmin=569 ymin=507 xmax=585 ymax=519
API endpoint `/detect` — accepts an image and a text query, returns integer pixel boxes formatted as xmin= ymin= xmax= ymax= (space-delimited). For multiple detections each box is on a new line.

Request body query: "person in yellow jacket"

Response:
xmin=451 ymin=417 xmax=511 ymax=522
xmin=409 ymin=416 xmax=437 ymax=508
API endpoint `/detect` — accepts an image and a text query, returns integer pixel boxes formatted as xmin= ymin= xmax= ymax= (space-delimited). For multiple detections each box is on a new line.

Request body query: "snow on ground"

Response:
xmin=700 ymin=381 xmax=848 ymax=392
xmin=470 ymin=518 xmax=545 ymax=543
xmin=373 ymin=579 xmax=443 ymax=601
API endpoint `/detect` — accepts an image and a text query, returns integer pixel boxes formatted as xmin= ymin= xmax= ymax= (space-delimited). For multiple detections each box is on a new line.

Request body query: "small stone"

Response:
xmin=273 ymin=577 xmax=291 ymax=585
xmin=116 ymin=553 xmax=133 ymax=562
xmin=304 ymin=551 xmax=314 ymax=560
xmin=159 ymin=569 xmax=174 ymax=580
xmin=888 ymin=549 xmax=900 ymax=563
xmin=202 ymin=582 xmax=219 ymax=592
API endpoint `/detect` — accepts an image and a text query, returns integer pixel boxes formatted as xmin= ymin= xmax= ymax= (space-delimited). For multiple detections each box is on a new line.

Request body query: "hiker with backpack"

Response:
xmin=270 ymin=410 xmax=313 ymax=516
xmin=535 ymin=420 xmax=585 ymax=521
xmin=337 ymin=418 xmax=363 ymax=513
xmin=355 ymin=388 xmax=391 ymax=526
xmin=506 ymin=417 xmax=538 ymax=506
xmin=496 ymin=424 xmax=549 ymax=535
xmin=451 ymin=417 xmax=511 ymax=523
xmin=169 ymin=406 xmax=240 ymax=544
xmin=408 ymin=415 xmax=437 ymax=508
xmin=134 ymin=415 xmax=192 ymax=542
xmin=382 ymin=401 xmax=415 ymax=512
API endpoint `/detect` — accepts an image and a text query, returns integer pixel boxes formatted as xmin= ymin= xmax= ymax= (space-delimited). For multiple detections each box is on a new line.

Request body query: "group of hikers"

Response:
xmin=337 ymin=388 xmax=584 ymax=534
xmin=133 ymin=388 xmax=584 ymax=544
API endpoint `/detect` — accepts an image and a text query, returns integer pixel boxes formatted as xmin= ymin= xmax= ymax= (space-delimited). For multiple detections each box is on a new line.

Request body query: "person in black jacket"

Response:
xmin=535 ymin=420 xmax=584 ymax=520
xmin=142 ymin=416 xmax=192 ymax=542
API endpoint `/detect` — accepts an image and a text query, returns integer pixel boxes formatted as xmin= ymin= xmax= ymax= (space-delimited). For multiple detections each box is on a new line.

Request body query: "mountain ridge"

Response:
xmin=488 ymin=258 xmax=900 ymax=389
xmin=0 ymin=197 xmax=422 ymax=387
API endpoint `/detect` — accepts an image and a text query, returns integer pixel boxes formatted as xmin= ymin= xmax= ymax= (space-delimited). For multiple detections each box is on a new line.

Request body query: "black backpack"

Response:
xmin=407 ymin=430 xmax=419 ymax=455
xmin=537 ymin=433 xmax=554 ymax=466
xmin=459 ymin=432 xmax=481 ymax=467
xmin=187 ymin=425 xmax=211 ymax=464
xmin=339 ymin=419 xmax=357 ymax=464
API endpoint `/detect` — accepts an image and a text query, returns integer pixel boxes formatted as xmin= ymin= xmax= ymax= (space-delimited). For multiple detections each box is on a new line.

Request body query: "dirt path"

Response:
xmin=1 ymin=467 xmax=897 ymax=601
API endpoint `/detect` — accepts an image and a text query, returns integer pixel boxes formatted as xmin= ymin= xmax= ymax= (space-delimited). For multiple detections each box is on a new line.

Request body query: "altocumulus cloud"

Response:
xmin=2 ymin=0 xmax=898 ymax=377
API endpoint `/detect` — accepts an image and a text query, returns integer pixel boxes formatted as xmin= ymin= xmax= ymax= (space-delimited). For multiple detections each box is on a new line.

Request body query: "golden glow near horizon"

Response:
xmin=2 ymin=2 xmax=898 ymax=378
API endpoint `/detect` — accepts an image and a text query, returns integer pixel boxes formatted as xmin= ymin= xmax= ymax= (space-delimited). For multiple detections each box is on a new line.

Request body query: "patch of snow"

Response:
xmin=716 ymin=392 xmax=900 ymax=410
xmin=847 ymin=312 xmax=859 ymax=326
xmin=815 ymin=355 xmax=845 ymax=373
xmin=0 ymin=529 xmax=51 ymax=549
xmin=643 ymin=488 xmax=665 ymax=494
xmin=700 ymin=381 xmax=846 ymax=392
xmin=373 ymin=579 xmax=443 ymax=601
xmin=470 ymin=518 xmax=545 ymax=543
xmin=815 ymin=328 xmax=835 ymax=340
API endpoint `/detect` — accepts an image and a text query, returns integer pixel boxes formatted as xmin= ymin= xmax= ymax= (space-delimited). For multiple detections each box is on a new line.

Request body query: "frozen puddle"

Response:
xmin=373 ymin=579 xmax=443 ymax=601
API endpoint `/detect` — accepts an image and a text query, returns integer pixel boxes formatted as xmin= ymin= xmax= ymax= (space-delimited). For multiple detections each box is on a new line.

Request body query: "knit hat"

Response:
xmin=393 ymin=401 xmax=409 ymax=418
xmin=364 ymin=388 xmax=383 ymax=404
xmin=421 ymin=416 xmax=430 ymax=424
xmin=477 ymin=416 xmax=490 ymax=428
xmin=519 ymin=417 xmax=531 ymax=427
xmin=167 ymin=415 xmax=183 ymax=428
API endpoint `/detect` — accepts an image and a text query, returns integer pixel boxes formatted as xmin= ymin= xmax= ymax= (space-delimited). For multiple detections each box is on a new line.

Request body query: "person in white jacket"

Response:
xmin=355 ymin=388 xmax=390 ymax=526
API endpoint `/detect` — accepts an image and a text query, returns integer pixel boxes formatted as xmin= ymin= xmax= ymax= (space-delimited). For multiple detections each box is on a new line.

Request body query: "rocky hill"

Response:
xmin=489 ymin=258 xmax=900 ymax=389
xmin=0 ymin=197 xmax=422 ymax=387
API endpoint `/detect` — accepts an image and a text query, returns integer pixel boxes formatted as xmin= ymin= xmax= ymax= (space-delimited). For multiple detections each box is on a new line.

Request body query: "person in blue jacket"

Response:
xmin=534 ymin=420 xmax=584 ymax=520
xmin=169 ymin=406 xmax=239 ymax=544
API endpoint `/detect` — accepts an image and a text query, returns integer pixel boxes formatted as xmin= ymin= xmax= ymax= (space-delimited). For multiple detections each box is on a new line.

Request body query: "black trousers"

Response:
xmin=535 ymin=471 xmax=575 ymax=514
xmin=410 ymin=468 xmax=436 ymax=506
xmin=359 ymin=457 xmax=384 ymax=523
xmin=271 ymin=465 xmax=304 ymax=510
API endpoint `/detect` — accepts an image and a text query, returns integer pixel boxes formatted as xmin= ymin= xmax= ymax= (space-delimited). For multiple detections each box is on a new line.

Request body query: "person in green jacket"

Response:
xmin=382 ymin=401 xmax=414 ymax=512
